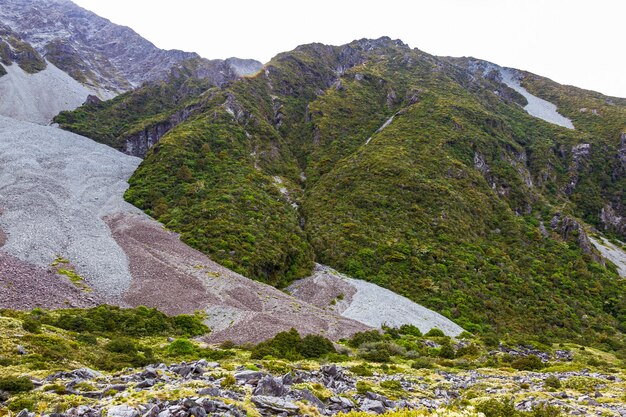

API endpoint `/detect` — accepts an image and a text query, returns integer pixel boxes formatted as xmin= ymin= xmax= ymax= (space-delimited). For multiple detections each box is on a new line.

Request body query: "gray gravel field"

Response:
xmin=0 ymin=115 xmax=143 ymax=297
xmin=289 ymin=264 xmax=464 ymax=337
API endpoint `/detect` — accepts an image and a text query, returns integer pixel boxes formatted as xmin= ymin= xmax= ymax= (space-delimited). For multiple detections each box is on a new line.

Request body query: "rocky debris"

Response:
xmin=492 ymin=344 xmax=573 ymax=362
xmin=589 ymin=235 xmax=626 ymax=278
xmin=3 ymin=361 xmax=626 ymax=416
xmin=288 ymin=264 xmax=464 ymax=337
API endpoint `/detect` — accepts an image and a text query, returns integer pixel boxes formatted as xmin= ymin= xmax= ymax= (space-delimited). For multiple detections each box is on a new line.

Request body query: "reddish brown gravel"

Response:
xmin=0 ymin=252 xmax=102 ymax=310
xmin=106 ymin=212 xmax=369 ymax=344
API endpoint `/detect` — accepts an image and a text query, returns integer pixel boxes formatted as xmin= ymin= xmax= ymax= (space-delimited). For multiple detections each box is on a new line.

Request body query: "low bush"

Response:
xmin=511 ymin=355 xmax=544 ymax=371
xmin=250 ymin=329 xmax=335 ymax=360
xmin=348 ymin=330 xmax=384 ymax=348
xmin=0 ymin=376 xmax=34 ymax=393
xmin=167 ymin=338 xmax=196 ymax=356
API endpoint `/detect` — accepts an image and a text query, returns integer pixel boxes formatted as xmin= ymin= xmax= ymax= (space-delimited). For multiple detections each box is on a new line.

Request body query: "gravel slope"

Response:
xmin=0 ymin=116 xmax=368 ymax=341
xmin=499 ymin=68 xmax=575 ymax=129
xmin=0 ymin=62 xmax=111 ymax=125
xmin=288 ymin=264 xmax=464 ymax=337
xmin=590 ymin=236 xmax=626 ymax=277
xmin=0 ymin=115 xmax=142 ymax=297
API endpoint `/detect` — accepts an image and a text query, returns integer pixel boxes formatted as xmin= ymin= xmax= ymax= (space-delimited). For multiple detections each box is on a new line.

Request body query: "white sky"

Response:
xmin=72 ymin=0 xmax=626 ymax=98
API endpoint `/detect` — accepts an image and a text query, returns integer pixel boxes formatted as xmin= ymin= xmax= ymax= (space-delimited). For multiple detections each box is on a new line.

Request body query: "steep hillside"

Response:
xmin=0 ymin=0 xmax=262 ymax=94
xmin=54 ymin=57 xmax=262 ymax=156
xmin=0 ymin=115 xmax=370 ymax=343
xmin=59 ymin=38 xmax=626 ymax=343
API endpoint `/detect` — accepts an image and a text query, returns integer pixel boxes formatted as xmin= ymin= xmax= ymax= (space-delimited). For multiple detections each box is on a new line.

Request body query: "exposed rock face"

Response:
xmin=601 ymin=204 xmax=626 ymax=238
xmin=0 ymin=0 xmax=262 ymax=92
xmin=124 ymin=102 xmax=202 ymax=158
xmin=550 ymin=213 xmax=603 ymax=264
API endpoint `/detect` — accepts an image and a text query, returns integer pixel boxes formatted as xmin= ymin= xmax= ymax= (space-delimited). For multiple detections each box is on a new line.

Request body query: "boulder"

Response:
xmin=253 ymin=376 xmax=286 ymax=396
xmin=107 ymin=405 xmax=139 ymax=417
xmin=251 ymin=396 xmax=299 ymax=415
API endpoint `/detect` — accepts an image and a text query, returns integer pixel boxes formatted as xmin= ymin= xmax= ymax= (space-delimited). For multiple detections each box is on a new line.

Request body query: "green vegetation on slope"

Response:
xmin=59 ymin=38 xmax=626 ymax=343
xmin=0 ymin=28 xmax=46 ymax=74
xmin=54 ymin=59 xmax=214 ymax=151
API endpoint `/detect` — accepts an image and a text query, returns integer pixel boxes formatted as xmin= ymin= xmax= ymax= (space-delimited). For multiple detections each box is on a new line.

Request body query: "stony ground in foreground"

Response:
xmin=3 ymin=358 xmax=626 ymax=417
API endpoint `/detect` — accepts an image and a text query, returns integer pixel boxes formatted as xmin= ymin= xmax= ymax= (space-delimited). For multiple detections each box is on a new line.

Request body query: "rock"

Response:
xmin=107 ymin=405 xmax=139 ymax=417
xmin=16 ymin=345 xmax=27 ymax=355
xmin=251 ymin=396 xmax=299 ymax=415
xmin=136 ymin=379 xmax=156 ymax=389
xmin=253 ymin=375 xmax=286 ymax=396
xmin=234 ymin=370 xmax=264 ymax=383
xmin=360 ymin=398 xmax=386 ymax=414
xmin=16 ymin=410 xmax=31 ymax=417
xmin=187 ymin=406 xmax=206 ymax=417
xmin=141 ymin=367 xmax=158 ymax=379
xmin=321 ymin=364 xmax=339 ymax=377
xmin=295 ymin=389 xmax=326 ymax=411
xmin=197 ymin=387 xmax=220 ymax=397
xmin=170 ymin=365 xmax=192 ymax=378
xmin=183 ymin=399 xmax=200 ymax=409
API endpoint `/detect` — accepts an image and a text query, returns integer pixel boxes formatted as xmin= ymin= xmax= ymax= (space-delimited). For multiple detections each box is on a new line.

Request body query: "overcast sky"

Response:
xmin=72 ymin=0 xmax=626 ymax=97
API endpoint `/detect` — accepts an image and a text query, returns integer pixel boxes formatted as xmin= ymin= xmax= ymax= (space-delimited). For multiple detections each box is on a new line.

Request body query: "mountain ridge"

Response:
xmin=62 ymin=36 xmax=626 ymax=342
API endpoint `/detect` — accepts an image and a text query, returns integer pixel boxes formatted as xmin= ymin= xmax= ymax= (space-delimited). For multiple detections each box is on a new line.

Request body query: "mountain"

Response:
xmin=0 ymin=0 xmax=263 ymax=121
xmin=59 ymin=37 xmax=626 ymax=343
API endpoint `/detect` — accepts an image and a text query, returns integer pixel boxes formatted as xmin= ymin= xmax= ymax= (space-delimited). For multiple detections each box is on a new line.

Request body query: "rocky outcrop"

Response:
xmin=124 ymin=103 xmax=202 ymax=158
xmin=550 ymin=213 xmax=604 ymax=264
xmin=0 ymin=0 xmax=262 ymax=92
xmin=600 ymin=204 xmax=626 ymax=238
xmin=564 ymin=143 xmax=591 ymax=195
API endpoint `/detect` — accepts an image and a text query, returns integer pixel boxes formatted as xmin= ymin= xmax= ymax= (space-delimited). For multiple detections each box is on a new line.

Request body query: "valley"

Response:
xmin=0 ymin=1 xmax=625 ymax=416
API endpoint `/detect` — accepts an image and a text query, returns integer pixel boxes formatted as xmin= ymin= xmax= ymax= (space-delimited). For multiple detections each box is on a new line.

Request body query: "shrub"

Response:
xmin=511 ymin=355 xmax=544 ymax=371
xmin=105 ymin=337 xmax=137 ymax=354
xmin=350 ymin=363 xmax=374 ymax=376
xmin=0 ymin=376 xmax=34 ymax=393
xmin=75 ymin=333 xmax=98 ymax=345
xmin=221 ymin=374 xmax=236 ymax=389
xmin=22 ymin=318 xmax=41 ymax=333
xmin=356 ymin=381 xmax=372 ymax=394
xmin=250 ymin=329 xmax=335 ymax=360
xmin=359 ymin=348 xmax=391 ymax=363
xmin=544 ymin=375 xmax=561 ymax=389
xmin=411 ymin=357 xmax=434 ymax=369
xmin=8 ymin=397 xmax=35 ymax=412
xmin=380 ymin=380 xmax=402 ymax=390
xmin=476 ymin=398 xmax=518 ymax=417
xmin=167 ymin=338 xmax=196 ymax=356
xmin=300 ymin=334 xmax=336 ymax=358
xmin=398 ymin=324 xmax=422 ymax=337
xmin=424 ymin=328 xmax=445 ymax=337
xmin=438 ymin=343 xmax=456 ymax=359
xmin=348 ymin=330 xmax=383 ymax=348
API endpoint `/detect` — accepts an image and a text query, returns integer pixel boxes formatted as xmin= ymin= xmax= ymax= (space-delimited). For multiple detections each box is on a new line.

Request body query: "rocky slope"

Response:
xmin=66 ymin=37 xmax=626 ymax=342
xmin=0 ymin=116 xmax=369 ymax=342
xmin=288 ymin=265 xmax=464 ymax=337
xmin=0 ymin=0 xmax=262 ymax=94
